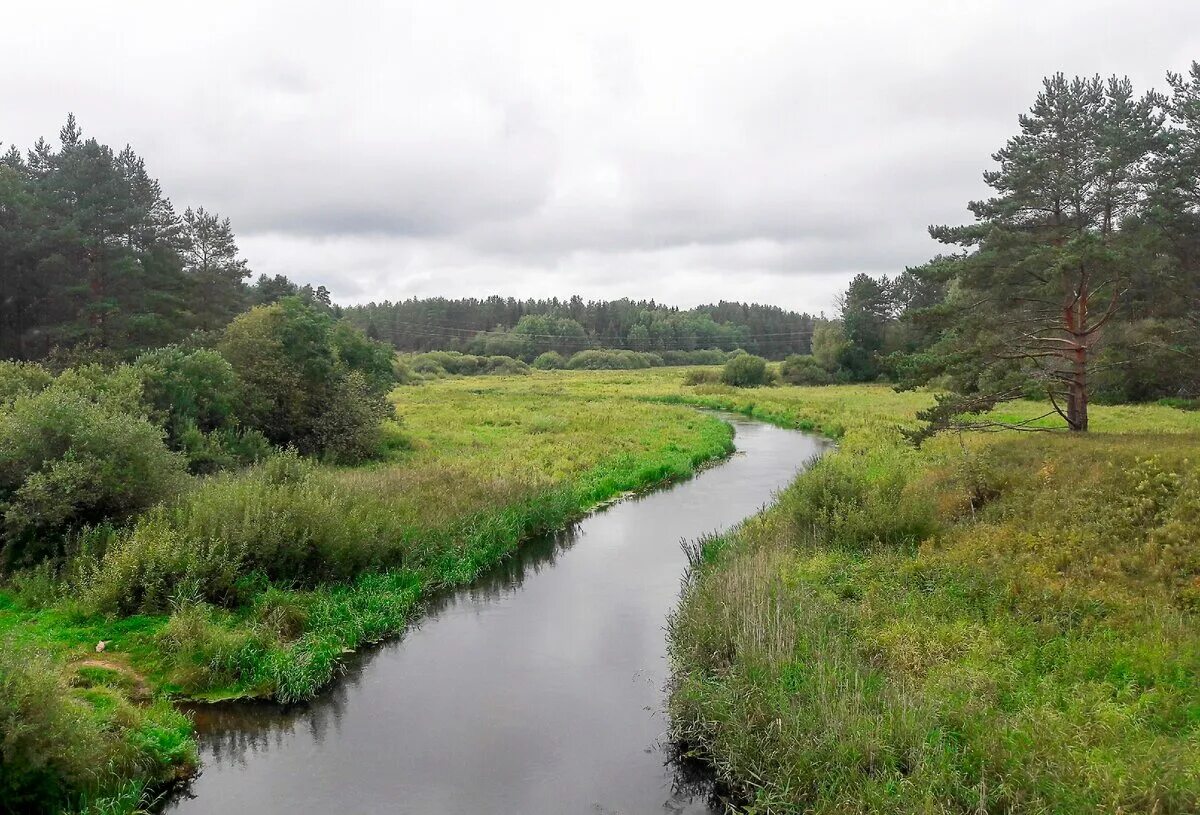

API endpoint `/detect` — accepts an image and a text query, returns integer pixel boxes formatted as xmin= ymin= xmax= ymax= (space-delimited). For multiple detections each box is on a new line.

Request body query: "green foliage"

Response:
xmin=532 ymin=350 xmax=566 ymax=370
xmin=345 ymin=297 xmax=812 ymax=358
xmin=666 ymin=381 xmax=1200 ymax=814
xmin=0 ymin=116 xmax=252 ymax=360
xmin=0 ymin=361 xmax=53 ymax=404
xmin=779 ymin=354 xmax=832 ymax=386
xmin=219 ymin=298 xmax=395 ymax=460
xmin=134 ymin=346 xmax=237 ymax=437
xmin=683 ymin=368 xmax=721 ymax=385
xmin=566 ymin=349 xmax=664 ymax=370
xmin=720 ymin=353 xmax=769 ymax=387
xmin=403 ymin=351 xmax=531 ymax=378
xmin=0 ymin=641 xmax=194 ymax=814
xmin=811 ymin=322 xmax=849 ymax=372
xmin=0 ymin=383 xmax=186 ymax=567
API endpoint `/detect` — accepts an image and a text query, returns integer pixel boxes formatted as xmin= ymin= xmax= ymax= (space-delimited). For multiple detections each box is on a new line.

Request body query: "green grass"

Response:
xmin=653 ymin=374 xmax=1200 ymax=814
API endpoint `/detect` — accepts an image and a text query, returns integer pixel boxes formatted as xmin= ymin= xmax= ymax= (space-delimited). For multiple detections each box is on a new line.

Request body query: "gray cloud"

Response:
xmin=3 ymin=0 xmax=1198 ymax=312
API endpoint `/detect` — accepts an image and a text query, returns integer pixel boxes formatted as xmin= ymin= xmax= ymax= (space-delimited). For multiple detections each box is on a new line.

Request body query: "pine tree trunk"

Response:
xmin=1068 ymin=345 xmax=1089 ymax=432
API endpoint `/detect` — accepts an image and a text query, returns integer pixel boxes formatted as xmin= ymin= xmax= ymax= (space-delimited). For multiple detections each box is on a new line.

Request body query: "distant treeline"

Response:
xmin=342 ymin=297 xmax=819 ymax=359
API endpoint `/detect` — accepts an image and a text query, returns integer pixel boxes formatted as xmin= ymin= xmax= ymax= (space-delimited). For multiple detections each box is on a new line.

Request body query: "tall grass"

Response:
xmin=663 ymin=379 xmax=1200 ymax=814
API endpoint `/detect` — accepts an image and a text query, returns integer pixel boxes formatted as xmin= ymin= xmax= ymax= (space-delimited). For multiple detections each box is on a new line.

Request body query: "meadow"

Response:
xmin=4 ymin=367 xmax=1199 ymax=813
xmin=652 ymin=375 xmax=1200 ymax=814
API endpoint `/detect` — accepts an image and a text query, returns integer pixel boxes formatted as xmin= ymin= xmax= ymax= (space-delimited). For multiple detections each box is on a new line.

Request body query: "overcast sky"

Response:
xmin=4 ymin=1 xmax=1199 ymax=313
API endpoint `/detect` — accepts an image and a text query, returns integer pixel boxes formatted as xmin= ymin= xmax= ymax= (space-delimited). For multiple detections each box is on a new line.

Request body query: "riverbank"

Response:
xmin=0 ymin=376 xmax=733 ymax=814
xmin=6 ymin=369 xmax=1199 ymax=814
xmin=660 ymin=382 xmax=1200 ymax=814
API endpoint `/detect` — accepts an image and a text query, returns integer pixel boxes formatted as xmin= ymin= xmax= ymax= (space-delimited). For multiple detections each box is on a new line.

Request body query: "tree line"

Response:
xmin=341 ymin=297 xmax=819 ymax=359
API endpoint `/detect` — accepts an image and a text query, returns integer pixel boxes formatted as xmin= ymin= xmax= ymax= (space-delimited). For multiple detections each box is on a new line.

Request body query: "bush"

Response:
xmin=219 ymin=298 xmax=395 ymax=458
xmin=404 ymin=351 xmax=529 ymax=377
xmin=483 ymin=356 xmax=531 ymax=375
xmin=0 ymin=361 xmax=53 ymax=405
xmin=780 ymin=354 xmax=833 ymax=386
xmin=683 ymin=368 xmax=721 ymax=385
xmin=566 ymin=349 xmax=664 ymax=370
xmin=79 ymin=450 xmax=402 ymax=613
xmin=0 ymin=386 xmax=187 ymax=567
xmin=135 ymin=346 xmax=237 ymax=433
xmin=134 ymin=346 xmax=271 ymax=473
xmin=532 ymin=351 xmax=566 ymax=370
xmin=720 ymin=353 xmax=769 ymax=387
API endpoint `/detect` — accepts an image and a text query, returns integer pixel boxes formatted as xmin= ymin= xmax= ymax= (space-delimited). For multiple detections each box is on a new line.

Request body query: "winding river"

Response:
xmin=164 ymin=414 xmax=827 ymax=814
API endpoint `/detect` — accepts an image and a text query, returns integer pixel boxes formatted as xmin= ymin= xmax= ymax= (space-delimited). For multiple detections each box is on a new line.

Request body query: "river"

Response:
xmin=164 ymin=414 xmax=827 ymax=814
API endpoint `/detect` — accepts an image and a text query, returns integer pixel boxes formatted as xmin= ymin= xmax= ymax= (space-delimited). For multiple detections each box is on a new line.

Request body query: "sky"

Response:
xmin=4 ymin=1 xmax=1199 ymax=315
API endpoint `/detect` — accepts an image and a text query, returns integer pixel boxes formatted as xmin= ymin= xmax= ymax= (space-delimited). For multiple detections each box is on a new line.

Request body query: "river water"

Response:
xmin=164 ymin=414 xmax=826 ymax=815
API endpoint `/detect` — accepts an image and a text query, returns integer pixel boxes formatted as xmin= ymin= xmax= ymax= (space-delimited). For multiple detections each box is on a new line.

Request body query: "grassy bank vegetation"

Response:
xmin=0 ymin=369 xmax=732 ymax=813
xmin=656 ymin=375 xmax=1200 ymax=814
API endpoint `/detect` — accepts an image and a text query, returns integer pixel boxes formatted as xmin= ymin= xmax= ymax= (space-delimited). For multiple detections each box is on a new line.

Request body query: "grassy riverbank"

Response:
xmin=5 ymin=368 xmax=1198 ymax=813
xmin=656 ymin=379 xmax=1200 ymax=814
xmin=0 ymin=374 xmax=732 ymax=813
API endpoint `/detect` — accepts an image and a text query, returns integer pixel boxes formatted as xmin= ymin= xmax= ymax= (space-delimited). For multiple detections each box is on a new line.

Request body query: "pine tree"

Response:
xmin=181 ymin=206 xmax=251 ymax=330
xmin=928 ymin=75 xmax=1163 ymax=431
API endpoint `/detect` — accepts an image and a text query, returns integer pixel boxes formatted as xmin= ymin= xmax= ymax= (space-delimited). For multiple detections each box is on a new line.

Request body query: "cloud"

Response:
xmin=4 ymin=0 xmax=1198 ymax=313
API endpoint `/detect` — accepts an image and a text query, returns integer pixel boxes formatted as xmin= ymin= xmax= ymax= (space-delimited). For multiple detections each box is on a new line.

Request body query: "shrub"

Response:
xmin=0 ymin=386 xmax=186 ymax=567
xmin=683 ymin=368 xmax=721 ymax=385
xmin=532 ymin=351 xmax=566 ymax=370
xmin=0 ymin=361 xmax=53 ymax=405
xmin=566 ymin=349 xmax=664 ymax=370
xmin=79 ymin=450 xmax=402 ymax=613
xmin=309 ymin=371 xmax=396 ymax=464
xmin=405 ymin=351 xmax=529 ymax=377
xmin=780 ymin=354 xmax=833 ymax=386
xmin=135 ymin=346 xmax=239 ymax=444
xmin=219 ymin=298 xmax=395 ymax=458
xmin=720 ymin=353 xmax=769 ymax=387
xmin=661 ymin=349 xmax=729 ymax=366
xmin=483 ymin=356 xmax=531 ymax=375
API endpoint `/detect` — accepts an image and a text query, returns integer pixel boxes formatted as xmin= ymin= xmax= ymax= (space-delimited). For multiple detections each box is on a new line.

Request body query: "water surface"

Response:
xmin=165 ymin=415 xmax=826 ymax=814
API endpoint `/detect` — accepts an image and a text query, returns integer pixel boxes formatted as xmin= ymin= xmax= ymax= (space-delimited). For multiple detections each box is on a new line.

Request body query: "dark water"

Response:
xmin=164 ymin=415 xmax=827 ymax=815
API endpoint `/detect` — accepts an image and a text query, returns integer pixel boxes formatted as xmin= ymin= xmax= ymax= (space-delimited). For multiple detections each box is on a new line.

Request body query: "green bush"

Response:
xmin=721 ymin=353 xmax=769 ymax=387
xmin=683 ymin=368 xmax=721 ymax=385
xmin=135 ymin=346 xmax=238 ymax=436
xmin=532 ymin=351 xmax=566 ymax=370
xmin=780 ymin=354 xmax=833 ymax=386
xmin=405 ymin=351 xmax=529 ymax=377
xmin=482 ymin=355 xmax=531 ymax=375
xmin=0 ymin=386 xmax=186 ymax=567
xmin=0 ymin=361 xmax=53 ymax=405
xmin=566 ymin=349 xmax=664 ymax=370
xmin=661 ymin=349 xmax=729 ymax=366
xmin=219 ymin=298 xmax=395 ymax=459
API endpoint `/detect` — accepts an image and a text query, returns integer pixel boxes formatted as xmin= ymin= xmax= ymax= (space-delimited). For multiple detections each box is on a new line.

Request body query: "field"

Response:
xmin=4 ymin=368 xmax=1199 ymax=813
